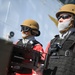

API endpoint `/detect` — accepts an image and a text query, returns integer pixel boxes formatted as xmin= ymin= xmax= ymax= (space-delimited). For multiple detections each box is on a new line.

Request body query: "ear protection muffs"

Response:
xmin=31 ymin=29 xmax=40 ymax=36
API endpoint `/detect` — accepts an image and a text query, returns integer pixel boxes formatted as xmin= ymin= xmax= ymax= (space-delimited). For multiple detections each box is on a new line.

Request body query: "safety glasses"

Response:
xmin=21 ymin=26 xmax=31 ymax=32
xmin=57 ymin=14 xmax=71 ymax=20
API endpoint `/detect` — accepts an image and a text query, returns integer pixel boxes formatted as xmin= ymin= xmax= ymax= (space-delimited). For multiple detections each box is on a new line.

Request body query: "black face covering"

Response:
xmin=21 ymin=26 xmax=31 ymax=32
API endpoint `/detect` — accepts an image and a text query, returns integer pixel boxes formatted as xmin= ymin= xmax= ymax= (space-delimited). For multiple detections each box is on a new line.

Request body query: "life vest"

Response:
xmin=44 ymin=32 xmax=75 ymax=75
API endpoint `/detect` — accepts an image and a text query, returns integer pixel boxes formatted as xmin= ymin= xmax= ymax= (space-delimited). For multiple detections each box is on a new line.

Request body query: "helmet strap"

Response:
xmin=73 ymin=15 xmax=75 ymax=27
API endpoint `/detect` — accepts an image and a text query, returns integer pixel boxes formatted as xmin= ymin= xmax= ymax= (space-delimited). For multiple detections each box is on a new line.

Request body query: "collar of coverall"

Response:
xmin=22 ymin=36 xmax=35 ymax=44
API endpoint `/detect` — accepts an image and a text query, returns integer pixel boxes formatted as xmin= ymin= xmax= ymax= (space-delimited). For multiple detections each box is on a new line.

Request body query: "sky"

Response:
xmin=0 ymin=0 xmax=63 ymax=49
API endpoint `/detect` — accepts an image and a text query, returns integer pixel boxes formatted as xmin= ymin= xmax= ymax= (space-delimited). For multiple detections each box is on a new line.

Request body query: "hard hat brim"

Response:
xmin=56 ymin=11 xmax=74 ymax=18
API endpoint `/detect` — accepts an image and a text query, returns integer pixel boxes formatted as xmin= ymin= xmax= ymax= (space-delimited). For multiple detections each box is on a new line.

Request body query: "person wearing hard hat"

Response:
xmin=43 ymin=4 xmax=75 ymax=75
xmin=10 ymin=19 xmax=45 ymax=75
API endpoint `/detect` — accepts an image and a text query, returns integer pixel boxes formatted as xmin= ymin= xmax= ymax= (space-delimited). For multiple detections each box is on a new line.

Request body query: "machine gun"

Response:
xmin=8 ymin=44 xmax=42 ymax=74
xmin=0 ymin=39 xmax=42 ymax=75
